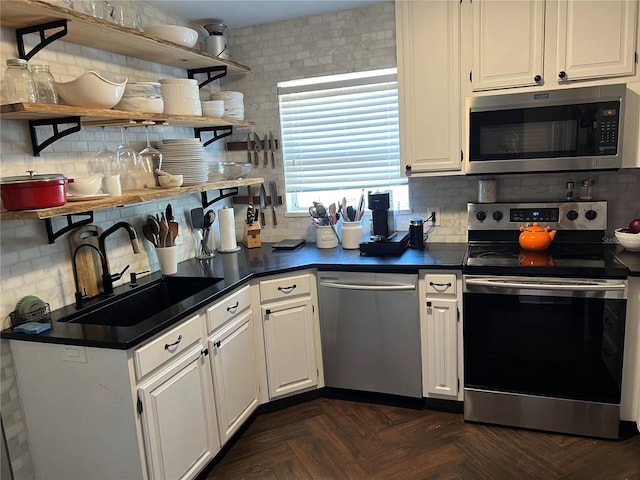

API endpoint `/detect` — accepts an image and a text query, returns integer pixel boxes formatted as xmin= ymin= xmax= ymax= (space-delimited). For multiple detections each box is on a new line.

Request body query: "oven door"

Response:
xmin=463 ymin=275 xmax=627 ymax=404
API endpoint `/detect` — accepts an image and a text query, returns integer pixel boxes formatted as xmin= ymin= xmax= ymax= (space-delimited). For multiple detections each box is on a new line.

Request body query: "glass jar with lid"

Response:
xmin=30 ymin=63 xmax=58 ymax=104
xmin=2 ymin=58 xmax=38 ymax=103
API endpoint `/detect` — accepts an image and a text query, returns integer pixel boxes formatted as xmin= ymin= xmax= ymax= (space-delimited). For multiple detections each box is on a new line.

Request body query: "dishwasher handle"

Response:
xmin=319 ymin=280 xmax=416 ymax=291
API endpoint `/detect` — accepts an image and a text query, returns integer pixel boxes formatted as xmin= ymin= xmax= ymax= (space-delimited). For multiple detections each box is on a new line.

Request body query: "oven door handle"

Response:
xmin=464 ymin=277 xmax=627 ymax=292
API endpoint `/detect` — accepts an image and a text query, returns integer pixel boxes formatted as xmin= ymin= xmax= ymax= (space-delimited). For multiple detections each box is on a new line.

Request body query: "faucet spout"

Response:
xmin=72 ymin=243 xmax=109 ymax=308
xmin=98 ymin=222 xmax=141 ymax=295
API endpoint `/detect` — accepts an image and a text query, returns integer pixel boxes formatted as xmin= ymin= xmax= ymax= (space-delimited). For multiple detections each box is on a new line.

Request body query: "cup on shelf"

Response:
xmin=102 ymin=174 xmax=122 ymax=196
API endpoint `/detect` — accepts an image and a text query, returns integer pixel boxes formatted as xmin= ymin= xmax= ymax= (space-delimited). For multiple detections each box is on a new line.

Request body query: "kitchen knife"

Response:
xmin=269 ymin=181 xmax=278 ymax=226
xmin=253 ymin=132 xmax=262 ymax=166
xmin=246 ymin=133 xmax=253 ymax=164
xmin=269 ymin=131 xmax=276 ymax=168
xmin=259 ymin=184 xmax=267 ymax=227
xmin=263 ymin=133 xmax=269 ymax=167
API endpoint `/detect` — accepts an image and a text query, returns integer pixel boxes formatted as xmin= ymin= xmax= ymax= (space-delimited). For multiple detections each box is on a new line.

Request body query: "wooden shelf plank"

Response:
xmin=0 ymin=0 xmax=250 ymax=73
xmin=0 ymin=103 xmax=255 ymax=128
xmin=0 ymin=178 xmax=266 ymax=220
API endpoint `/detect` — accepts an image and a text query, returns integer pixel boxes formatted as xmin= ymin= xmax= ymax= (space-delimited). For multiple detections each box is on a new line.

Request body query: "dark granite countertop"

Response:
xmin=613 ymin=245 xmax=640 ymax=276
xmin=1 ymin=242 xmax=467 ymax=350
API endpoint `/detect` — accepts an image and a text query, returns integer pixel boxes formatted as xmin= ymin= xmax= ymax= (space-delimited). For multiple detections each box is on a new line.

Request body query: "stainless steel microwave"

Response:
xmin=465 ymin=84 xmax=626 ymax=175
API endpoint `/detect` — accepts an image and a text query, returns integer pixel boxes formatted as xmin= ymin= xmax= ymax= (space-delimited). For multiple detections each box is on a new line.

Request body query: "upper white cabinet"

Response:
xmin=472 ymin=0 xmax=545 ymax=90
xmin=469 ymin=0 xmax=639 ymax=92
xmin=396 ymin=0 xmax=462 ymax=176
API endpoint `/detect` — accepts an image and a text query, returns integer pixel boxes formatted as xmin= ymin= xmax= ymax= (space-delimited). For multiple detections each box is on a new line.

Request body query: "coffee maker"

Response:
xmin=368 ymin=191 xmax=396 ymax=241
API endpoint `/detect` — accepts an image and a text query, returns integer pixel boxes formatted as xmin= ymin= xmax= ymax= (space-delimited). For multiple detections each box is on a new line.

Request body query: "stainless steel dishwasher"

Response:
xmin=318 ymin=272 xmax=422 ymax=398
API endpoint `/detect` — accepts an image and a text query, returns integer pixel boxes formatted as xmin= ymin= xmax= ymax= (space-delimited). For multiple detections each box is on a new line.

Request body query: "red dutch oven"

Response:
xmin=0 ymin=171 xmax=68 ymax=211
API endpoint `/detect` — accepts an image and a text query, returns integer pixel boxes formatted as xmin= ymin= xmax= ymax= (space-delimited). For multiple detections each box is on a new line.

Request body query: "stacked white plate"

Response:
xmin=158 ymin=138 xmax=208 ymax=185
xmin=209 ymin=91 xmax=244 ymax=120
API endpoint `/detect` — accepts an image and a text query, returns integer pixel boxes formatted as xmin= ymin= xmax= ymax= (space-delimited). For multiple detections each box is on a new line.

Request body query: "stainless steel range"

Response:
xmin=462 ymin=201 xmax=628 ymax=439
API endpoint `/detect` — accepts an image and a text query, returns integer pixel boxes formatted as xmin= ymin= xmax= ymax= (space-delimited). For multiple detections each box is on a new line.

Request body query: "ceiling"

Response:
xmin=143 ymin=0 xmax=385 ymax=29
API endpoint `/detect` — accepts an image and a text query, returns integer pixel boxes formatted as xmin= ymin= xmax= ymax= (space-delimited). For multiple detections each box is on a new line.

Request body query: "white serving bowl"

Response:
xmin=144 ymin=25 xmax=199 ymax=48
xmin=201 ymin=100 xmax=224 ymax=118
xmin=163 ymin=97 xmax=202 ymax=116
xmin=115 ymin=96 xmax=164 ymax=114
xmin=158 ymin=174 xmax=184 ymax=188
xmin=218 ymin=162 xmax=252 ymax=180
xmin=54 ymin=71 xmax=127 ymax=109
xmin=615 ymin=228 xmax=640 ymax=252
xmin=67 ymin=174 xmax=103 ymax=196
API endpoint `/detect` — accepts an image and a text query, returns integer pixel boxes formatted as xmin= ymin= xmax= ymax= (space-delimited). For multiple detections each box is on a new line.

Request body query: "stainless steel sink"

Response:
xmin=59 ymin=277 xmax=224 ymax=327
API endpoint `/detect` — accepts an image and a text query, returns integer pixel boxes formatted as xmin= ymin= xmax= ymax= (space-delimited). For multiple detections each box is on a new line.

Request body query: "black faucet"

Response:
xmin=98 ymin=222 xmax=141 ymax=296
xmin=72 ymin=243 xmax=109 ymax=308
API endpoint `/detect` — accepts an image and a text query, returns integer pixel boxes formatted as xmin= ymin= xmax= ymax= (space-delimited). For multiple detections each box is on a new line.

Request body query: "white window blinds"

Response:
xmin=278 ymin=69 xmax=404 ymax=205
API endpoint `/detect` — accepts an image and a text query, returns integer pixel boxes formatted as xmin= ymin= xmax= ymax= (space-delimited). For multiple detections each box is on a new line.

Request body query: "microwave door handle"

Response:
xmin=465 ymin=278 xmax=626 ymax=292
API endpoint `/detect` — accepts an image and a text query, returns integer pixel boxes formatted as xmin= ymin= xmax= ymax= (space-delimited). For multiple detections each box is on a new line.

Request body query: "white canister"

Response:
xmin=341 ymin=222 xmax=362 ymax=249
xmin=478 ymin=178 xmax=497 ymax=203
xmin=315 ymin=225 xmax=338 ymax=248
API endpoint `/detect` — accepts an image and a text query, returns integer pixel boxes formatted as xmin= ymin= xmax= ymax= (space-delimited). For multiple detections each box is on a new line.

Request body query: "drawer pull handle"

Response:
xmin=277 ymin=284 xmax=297 ymax=294
xmin=429 ymin=282 xmax=452 ymax=288
xmin=164 ymin=334 xmax=183 ymax=350
xmin=227 ymin=302 xmax=239 ymax=314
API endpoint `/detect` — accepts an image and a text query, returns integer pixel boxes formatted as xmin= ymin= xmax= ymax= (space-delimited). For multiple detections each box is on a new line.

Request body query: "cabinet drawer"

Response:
xmin=206 ymin=284 xmax=251 ymax=333
xmin=134 ymin=314 xmax=203 ymax=380
xmin=260 ymin=274 xmax=311 ymax=302
xmin=425 ymin=274 xmax=457 ymax=295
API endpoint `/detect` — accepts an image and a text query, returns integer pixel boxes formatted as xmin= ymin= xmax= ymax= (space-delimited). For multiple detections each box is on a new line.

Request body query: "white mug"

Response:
xmin=103 ymin=174 xmax=121 ymax=196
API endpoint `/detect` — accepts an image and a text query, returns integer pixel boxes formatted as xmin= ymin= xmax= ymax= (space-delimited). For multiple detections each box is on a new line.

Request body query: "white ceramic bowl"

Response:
xmin=159 ymin=80 xmax=199 ymax=100
xmin=201 ymin=100 xmax=224 ymax=118
xmin=54 ymin=71 xmax=127 ymax=109
xmin=122 ymin=82 xmax=161 ymax=98
xmin=615 ymin=228 xmax=640 ymax=252
xmin=144 ymin=25 xmax=199 ymax=48
xmin=158 ymin=174 xmax=184 ymax=188
xmin=67 ymin=174 xmax=103 ymax=196
xmin=163 ymin=97 xmax=202 ymax=116
xmin=115 ymin=96 xmax=164 ymax=114
xmin=218 ymin=162 xmax=252 ymax=180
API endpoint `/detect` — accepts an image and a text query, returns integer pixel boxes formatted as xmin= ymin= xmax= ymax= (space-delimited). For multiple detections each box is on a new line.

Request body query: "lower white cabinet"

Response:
xmin=138 ymin=344 xmax=219 ymax=480
xmin=208 ymin=306 xmax=259 ymax=444
xmin=621 ymin=275 xmax=640 ymax=430
xmin=258 ymin=272 xmax=323 ymax=400
xmin=420 ymin=270 xmax=464 ymax=401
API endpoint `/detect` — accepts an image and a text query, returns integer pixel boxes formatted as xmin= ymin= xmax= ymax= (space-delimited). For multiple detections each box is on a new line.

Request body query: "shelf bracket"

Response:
xmin=28 ymin=117 xmax=82 ymax=157
xmin=201 ymin=188 xmax=239 ymax=209
xmin=44 ymin=212 xmax=94 ymax=244
xmin=16 ymin=20 xmax=68 ymax=61
xmin=187 ymin=65 xmax=228 ymax=89
xmin=194 ymin=125 xmax=233 ymax=148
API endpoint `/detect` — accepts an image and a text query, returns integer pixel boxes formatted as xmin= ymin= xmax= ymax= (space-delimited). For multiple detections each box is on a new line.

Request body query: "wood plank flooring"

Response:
xmin=206 ymin=397 xmax=640 ymax=480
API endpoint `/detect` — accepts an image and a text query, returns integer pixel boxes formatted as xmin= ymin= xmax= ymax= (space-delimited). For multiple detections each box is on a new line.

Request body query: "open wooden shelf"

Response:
xmin=0 ymin=178 xmax=265 ymax=220
xmin=1 ymin=103 xmax=255 ymax=128
xmin=0 ymin=0 xmax=250 ymax=74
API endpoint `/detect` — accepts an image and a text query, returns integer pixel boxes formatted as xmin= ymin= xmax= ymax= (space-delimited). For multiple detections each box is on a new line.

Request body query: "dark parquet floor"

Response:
xmin=206 ymin=397 xmax=640 ymax=480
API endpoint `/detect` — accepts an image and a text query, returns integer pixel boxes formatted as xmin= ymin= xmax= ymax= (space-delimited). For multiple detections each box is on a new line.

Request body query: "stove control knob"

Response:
xmin=567 ymin=210 xmax=579 ymax=221
xmin=492 ymin=211 xmax=503 ymax=221
xmin=585 ymin=209 xmax=597 ymax=221
xmin=475 ymin=211 xmax=487 ymax=221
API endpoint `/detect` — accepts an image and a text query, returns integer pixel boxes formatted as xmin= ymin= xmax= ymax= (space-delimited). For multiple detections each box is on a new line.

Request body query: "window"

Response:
xmin=277 ymin=68 xmax=407 ymax=214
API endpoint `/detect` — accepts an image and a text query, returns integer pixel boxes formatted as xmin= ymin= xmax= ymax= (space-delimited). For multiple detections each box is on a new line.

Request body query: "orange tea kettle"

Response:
xmin=518 ymin=222 xmax=556 ymax=251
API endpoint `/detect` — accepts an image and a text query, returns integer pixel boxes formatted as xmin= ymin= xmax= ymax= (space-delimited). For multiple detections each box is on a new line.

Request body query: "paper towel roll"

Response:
xmin=218 ymin=207 xmax=238 ymax=252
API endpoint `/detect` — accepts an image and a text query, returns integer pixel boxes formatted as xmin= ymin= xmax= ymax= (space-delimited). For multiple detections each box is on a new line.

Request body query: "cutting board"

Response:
xmin=69 ymin=225 xmax=104 ymax=297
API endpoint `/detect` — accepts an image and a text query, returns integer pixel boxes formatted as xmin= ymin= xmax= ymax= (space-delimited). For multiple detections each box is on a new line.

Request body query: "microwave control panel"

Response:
xmin=598 ymin=103 xmax=619 ymax=152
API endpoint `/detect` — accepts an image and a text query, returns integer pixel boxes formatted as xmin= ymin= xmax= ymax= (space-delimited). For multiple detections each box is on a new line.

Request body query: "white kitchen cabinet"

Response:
xmin=206 ymin=285 xmax=259 ymax=445
xmin=9 ymin=313 xmax=220 ymax=480
xmin=259 ymin=272 xmax=323 ymax=399
xmin=395 ymin=0 xmax=462 ymax=176
xmin=468 ymin=0 xmax=639 ymax=92
xmin=420 ymin=271 xmax=464 ymax=401
xmin=138 ymin=343 xmax=219 ymax=480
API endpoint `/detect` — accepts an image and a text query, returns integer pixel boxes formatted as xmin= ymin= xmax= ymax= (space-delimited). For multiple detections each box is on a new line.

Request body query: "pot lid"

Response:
xmin=1 ymin=171 xmax=66 ymax=185
xmin=520 ymin=222 xmax=550 ymax=232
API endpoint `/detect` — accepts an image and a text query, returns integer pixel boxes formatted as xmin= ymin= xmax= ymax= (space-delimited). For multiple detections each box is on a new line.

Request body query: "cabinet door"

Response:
xmin=472 ymin=0 xmax=545 ymax=90
xmin=209 ymin=310 xmax=259 ymax=444
xmin=425 ymin=297 xmax=459 ymax=398
xmin=263 ymin=297 xmax=318 ymax=399
xmin=556 ymin=0 xmax=638 ymax=82
xmin=138 ymin=346 xmax=219 ymax=480
xmin=396 ymin=0 xmax=462 ymax=174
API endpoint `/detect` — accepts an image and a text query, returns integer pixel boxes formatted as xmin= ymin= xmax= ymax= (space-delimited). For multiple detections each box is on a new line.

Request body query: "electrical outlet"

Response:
xmin=426 ymin=207 xmax=441 ymax=226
